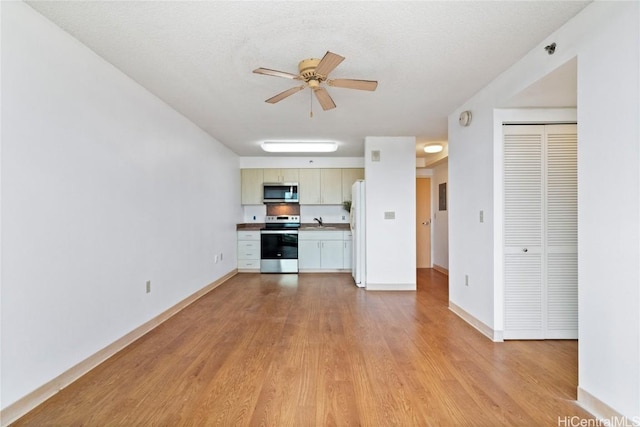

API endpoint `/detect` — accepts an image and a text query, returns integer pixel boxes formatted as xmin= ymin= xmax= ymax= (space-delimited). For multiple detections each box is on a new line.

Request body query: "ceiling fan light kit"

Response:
xmin=253 ymin=51 xmax=378 ymax=114
xmin=423 ymin=144 xmax=444 ymax=154
xmin=261 ymin=141 xmax=338 ymax=153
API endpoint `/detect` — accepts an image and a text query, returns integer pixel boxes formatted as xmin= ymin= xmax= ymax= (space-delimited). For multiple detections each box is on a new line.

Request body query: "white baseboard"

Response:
xmin=433 ymin=264 xmax=449 ymax=276
xmin=365 ymin=283 xmax=416 ymax=291
xmin=298 ymin=269 xmax=351 ymax=273
xmin=0 ymin=269 xmax=237 ymax=427
xmin=577 ymin=387 xmax=632 ymax=424
xmin=448 ymin=301 xmax=502 ymax=342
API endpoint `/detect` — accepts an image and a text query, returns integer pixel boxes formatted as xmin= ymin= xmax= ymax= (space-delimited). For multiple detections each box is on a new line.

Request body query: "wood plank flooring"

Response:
xmin=13 ymin=270 xmax=593 ymax=426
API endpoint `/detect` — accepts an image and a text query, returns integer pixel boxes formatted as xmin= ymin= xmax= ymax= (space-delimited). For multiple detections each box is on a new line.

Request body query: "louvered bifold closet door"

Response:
xmin=545 ymin=124 xmax=578 ymax=338
xmin=503 ymin=125 xmax=544 ymax=339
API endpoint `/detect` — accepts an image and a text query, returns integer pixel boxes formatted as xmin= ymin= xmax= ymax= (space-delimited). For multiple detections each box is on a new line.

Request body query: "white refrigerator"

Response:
xmin=350 ymin=180 xmax=365 ymax=288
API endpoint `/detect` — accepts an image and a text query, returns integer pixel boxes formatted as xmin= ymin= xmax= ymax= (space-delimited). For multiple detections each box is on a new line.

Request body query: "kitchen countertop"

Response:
xmin=236 ymin=223 xmax=350 ymax=231
xmin=236 ymin=223 xmax=265 ymax=230
xmin=299 ymin=223 xmax=350 ymax=231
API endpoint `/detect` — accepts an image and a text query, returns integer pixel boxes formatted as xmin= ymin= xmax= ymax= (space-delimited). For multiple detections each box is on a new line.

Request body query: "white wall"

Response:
xmin=364 ymin=137 xmax=416 ymax=290
xmin=432 ymin=162 xmax=449 ymax=270
xmin=0 ymin=2 xmax=241 ymax=410
xmin=448 ymin=1 xmax=639 ymax=419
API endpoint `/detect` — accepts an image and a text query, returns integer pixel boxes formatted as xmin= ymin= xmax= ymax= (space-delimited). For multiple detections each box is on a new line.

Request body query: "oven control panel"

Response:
xmin=265 ymin=215 xmax=300 ymax=224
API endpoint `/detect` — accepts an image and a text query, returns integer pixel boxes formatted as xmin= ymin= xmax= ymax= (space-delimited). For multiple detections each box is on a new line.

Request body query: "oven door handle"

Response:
xmin=261 ymin=230 xmax=299 ymax=235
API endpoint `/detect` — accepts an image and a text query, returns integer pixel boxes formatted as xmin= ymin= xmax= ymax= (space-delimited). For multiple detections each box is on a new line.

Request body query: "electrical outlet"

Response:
xmin=146 ymin=280 xmax=151 ymax=293
xmin=479 ymin=210 xmax=484 ymax=223
xmin=465 ymin=275 xmax=469 ymax=286
xmin=342 ymin=215 xmax=346 ymax=220
xmin=384 ymin=211 xmax=395 ymax=220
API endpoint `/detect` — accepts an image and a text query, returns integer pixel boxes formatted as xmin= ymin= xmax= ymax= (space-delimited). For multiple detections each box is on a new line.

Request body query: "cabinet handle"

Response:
xmin=522 ymin=248 xmax=528 ymax=253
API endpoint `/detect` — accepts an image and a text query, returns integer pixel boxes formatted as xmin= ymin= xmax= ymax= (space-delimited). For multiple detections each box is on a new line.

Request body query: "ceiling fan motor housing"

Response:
xmin=299 ymin=58 xmax=324 ymax=81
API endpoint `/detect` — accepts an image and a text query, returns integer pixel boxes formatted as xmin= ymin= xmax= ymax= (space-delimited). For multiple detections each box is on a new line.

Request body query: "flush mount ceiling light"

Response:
xmin=423 ymin=143 xmax=443 ymax=154
xmin=261 ymin=141 xmax=338 ymax=153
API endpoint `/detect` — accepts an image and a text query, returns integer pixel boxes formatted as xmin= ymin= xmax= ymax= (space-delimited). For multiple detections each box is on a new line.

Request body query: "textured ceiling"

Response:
xmin=26 ymin=1 xmax=589 ymax=158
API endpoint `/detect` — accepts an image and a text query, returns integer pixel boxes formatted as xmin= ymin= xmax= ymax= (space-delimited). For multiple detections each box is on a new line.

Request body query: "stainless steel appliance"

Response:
xmin=260 ymin=215 xmax=300 ymax=273
xmin=263 ymin=183 xmax=299 ymax=204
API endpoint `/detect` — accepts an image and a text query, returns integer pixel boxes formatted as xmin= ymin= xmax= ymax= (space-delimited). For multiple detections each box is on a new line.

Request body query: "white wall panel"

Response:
xmin=364 ymin=137 xmax=416 ymax=289
xmin=1 ymin=2 xmax=241 ymax=409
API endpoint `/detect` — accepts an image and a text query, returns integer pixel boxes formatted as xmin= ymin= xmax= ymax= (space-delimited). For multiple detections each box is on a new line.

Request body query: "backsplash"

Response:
xmin=266 ymin=204 xmax=300 ymax=216
xmin=243 ymin=204 xmax=350 ymax=224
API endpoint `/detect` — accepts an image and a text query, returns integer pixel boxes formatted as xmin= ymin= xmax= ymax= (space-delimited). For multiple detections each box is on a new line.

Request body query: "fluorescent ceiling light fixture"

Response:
xmin=261 ymin=141 xmax=338 ymax=153
xmin=423 ymin=143 xmax=443 ymax=154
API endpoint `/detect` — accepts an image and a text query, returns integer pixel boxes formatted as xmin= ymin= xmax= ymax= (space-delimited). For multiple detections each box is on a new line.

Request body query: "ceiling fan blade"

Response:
xmin=253 ymin=67 xmax=301 ymax=80
xmin=265 ymin=85 xmax=305 ymax=104
xmin=328 ymin=78 xmax=378 ymax=91
xmin=314 ymin=51 xmax=345 ymax=77
xmin=314 ymin=87 xmax=336 ymax=111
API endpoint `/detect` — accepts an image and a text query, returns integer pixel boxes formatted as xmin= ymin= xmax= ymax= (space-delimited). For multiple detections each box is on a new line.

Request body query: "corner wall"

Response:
xmin=1 ymin=2 xmax=241 ymax=411
xmin=448 ymin=1 xmax=639 ymax=419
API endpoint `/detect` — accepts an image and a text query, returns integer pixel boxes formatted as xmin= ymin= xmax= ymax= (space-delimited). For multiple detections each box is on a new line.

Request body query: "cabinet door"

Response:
xmin=341 ymin=168 xmax=364 ymax=202
xmin=262 ymin=169 xmax=281 ymax=183
xmin=263 ymin=168 xmax=300 ymax=183
xmin=320 ymin=169 xmax=343 ymax=204
xmin=320 ymin=240 xmax=344 ymax=269
xmin=299 ymin=169 xmax=321 ymax=204
xmin=343 ymin=239 xmax=352 ymax=270
xmin=299 ymin=240 xmax=321 ymax=269
xmin=241 ymin=169 xmax=264 ymax=205
xmin=281 ymin=168 xmax=299 ymax=183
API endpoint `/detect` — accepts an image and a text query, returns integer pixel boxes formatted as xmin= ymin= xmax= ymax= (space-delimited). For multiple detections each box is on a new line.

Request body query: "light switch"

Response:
xmin=371 ymin=150 xmax=381 ymax=162
xmin=480 ymin=210 xmax=484 ymax=223
xmin=384 ymin=211 xmax=395 ymax=219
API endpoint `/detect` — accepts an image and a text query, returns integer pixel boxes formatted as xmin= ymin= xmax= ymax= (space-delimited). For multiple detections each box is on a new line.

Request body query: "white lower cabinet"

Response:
xmin=237 ymin=230 xmax=260 ymax=271
xmin=343 ymin=231 xmax=352 ymax=270
xmin=298 ymin=240 xmax=322 ymax=269
xmin=299 ymin=230 xmax=347 ymax=270
xmin=238 ymin=228 xmax=352 ymax=272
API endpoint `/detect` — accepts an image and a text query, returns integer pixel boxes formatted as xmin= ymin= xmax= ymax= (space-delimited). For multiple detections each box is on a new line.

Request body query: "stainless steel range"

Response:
xmin=260 ymin=215 xmax=300 ymax=273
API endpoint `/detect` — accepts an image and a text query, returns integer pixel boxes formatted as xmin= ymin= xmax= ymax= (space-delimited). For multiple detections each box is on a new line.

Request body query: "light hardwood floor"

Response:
xmin=13 ymin=270 xmax=592 ymax=426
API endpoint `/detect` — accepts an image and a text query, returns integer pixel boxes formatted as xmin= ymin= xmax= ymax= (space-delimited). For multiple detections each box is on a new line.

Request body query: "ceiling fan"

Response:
xmin=253 ymin=51 xmax=378 ymax=113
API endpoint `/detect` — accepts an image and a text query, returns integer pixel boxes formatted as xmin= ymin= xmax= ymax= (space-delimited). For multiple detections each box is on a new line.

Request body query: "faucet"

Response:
xmin=313 ymin=217 xmax=323 ymax=227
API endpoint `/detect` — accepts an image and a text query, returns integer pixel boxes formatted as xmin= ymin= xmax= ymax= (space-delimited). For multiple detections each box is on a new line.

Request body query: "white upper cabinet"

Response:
xmin=298 ymin=169 xmax=322 ymax=204
xmin=320 ymin=169 xmax=343 ymax=205
xmin=263 ymin=168 xmax=299 ymax=183
xmin=240 ymin=169 xmax=264 ymax=205
xmin=241 ymin=168 xmax=363 ymax=205
xmin=341 ymin=168 xmax=364 ymax=203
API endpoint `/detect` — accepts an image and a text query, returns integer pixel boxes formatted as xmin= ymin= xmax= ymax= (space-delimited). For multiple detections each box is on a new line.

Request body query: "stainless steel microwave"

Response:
xmin=263 ymin=183 xmax=299 ymax=203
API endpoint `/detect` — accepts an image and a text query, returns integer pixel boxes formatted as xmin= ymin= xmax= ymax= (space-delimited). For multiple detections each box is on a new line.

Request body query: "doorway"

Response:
xmin=416 ymin=178 xmax=432 ymax=268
